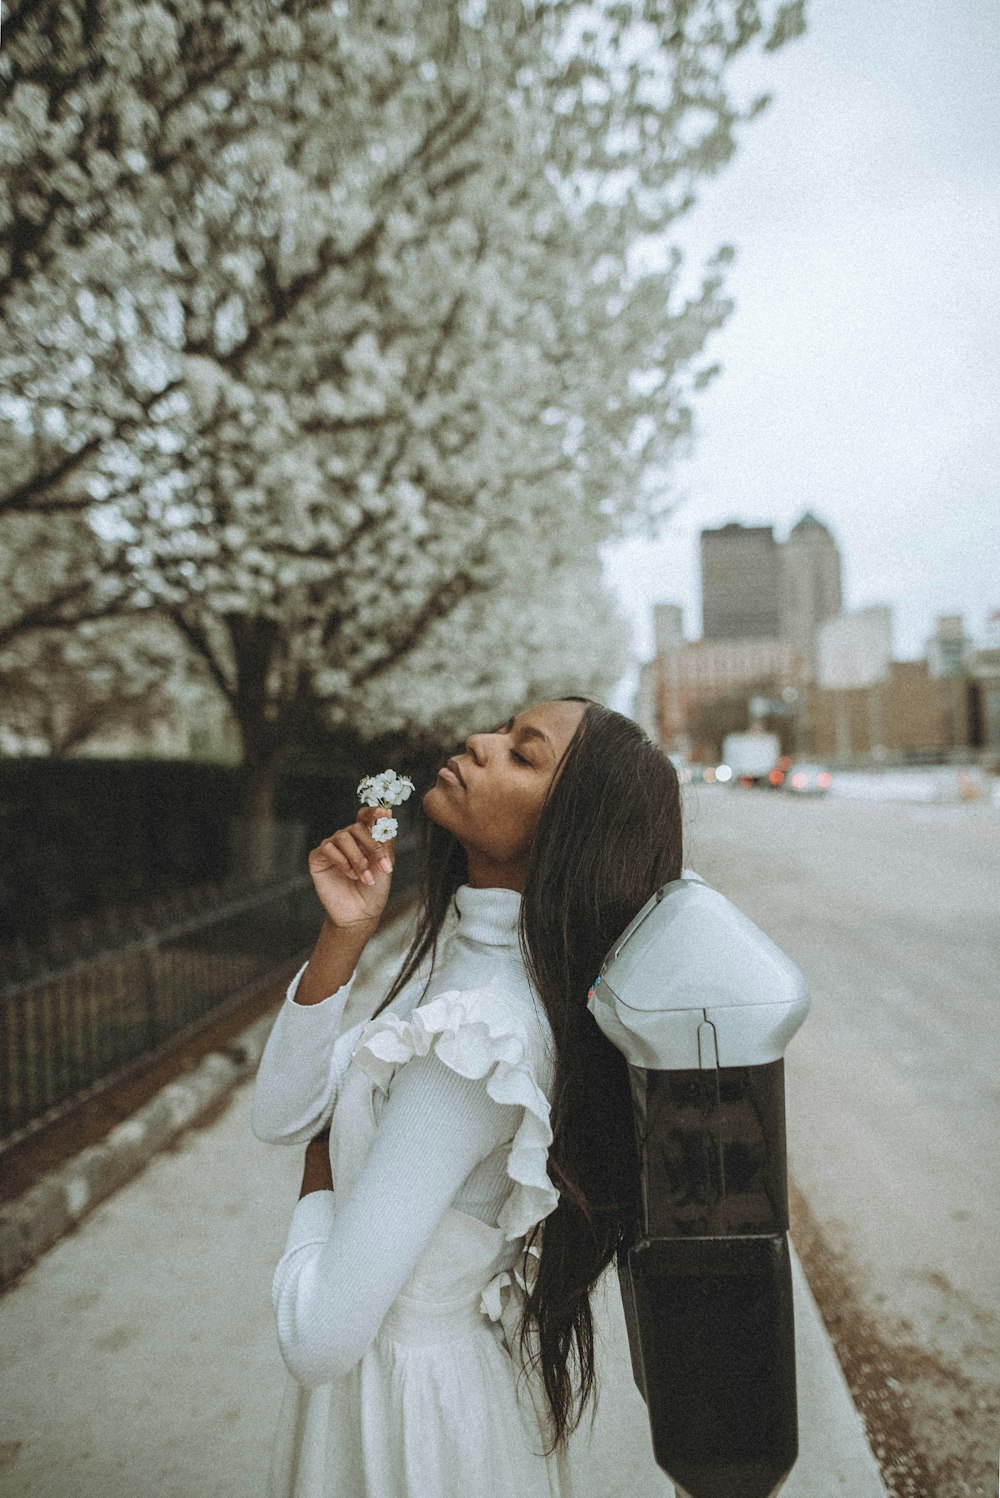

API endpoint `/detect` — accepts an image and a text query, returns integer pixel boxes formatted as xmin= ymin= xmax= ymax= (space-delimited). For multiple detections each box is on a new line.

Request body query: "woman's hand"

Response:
xmin=300 ymin=1126 xmax=333 ymax=1199
xmin=307 ymin=806 xmax=397 ymax=929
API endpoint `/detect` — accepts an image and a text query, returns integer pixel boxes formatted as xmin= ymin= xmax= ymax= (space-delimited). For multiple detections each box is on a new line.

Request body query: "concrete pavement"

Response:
xmin=0 ymin=912 xmax=889 ymax=1497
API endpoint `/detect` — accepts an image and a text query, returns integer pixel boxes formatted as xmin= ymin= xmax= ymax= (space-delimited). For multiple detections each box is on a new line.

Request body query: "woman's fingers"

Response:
xmin=356 ymin=807 xmax=396 ymax=870
xmin=316 ymin=831 xmax=364 ymax=881
xmin=311 ymin=811 xmax=395 ymax=890
xmin=315 ymin=836 xmax=354 ymax=879
xmin=325 ymin=821 xmax=392 ymax=883
xmin=335 ymin=828 xmax=376 ymax=881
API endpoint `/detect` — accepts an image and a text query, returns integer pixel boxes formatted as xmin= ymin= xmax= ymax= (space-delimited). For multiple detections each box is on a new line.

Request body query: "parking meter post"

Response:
xmin=588 ymin=872 xmax=810 ymax=1498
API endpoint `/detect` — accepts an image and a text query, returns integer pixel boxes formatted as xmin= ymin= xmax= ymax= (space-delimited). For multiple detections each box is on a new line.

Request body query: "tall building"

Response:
xmin=815 ymin=606 xmax=893 ymax=757
xmin=925 ymin=614 xmax=972 ymax=678
xmin=653 ymin=602 xmax=685 ymax=652
xmin=985 ymin=609 xmax=1000 ymax=650
xmin=632 ymin=657 xmax=659 ymax=740
xmin=779 ymin=512 xmax=843 ymax=680
xmin=816 ymin=605 xmax=893 ymax=688
xmin=700 ymin=523 xmax=781 ymax=640
xmin=969 ymin=610 xmax=1000 ymax=753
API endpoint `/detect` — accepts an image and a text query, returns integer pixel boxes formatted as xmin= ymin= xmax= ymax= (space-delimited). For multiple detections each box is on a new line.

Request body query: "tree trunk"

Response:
xmin=226 ymin=616 xmax=304 ymax=883
xmin=230 ymin=755 xmax=283 ymax=883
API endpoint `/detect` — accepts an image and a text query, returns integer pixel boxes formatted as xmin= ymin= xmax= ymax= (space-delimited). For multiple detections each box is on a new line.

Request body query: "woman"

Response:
xmin=252 ymin=695 xmax=682 ymax=1497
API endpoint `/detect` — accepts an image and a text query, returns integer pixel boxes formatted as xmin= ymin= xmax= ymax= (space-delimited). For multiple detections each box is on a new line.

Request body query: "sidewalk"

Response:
xmin=0 ymin=914 xmax=889 ymax=1498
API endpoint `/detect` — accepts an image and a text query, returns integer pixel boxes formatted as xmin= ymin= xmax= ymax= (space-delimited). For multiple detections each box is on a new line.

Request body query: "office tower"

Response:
xmin=700 ymin=522 xmax=781 ymax=640
xmin=653 ymin=603 xmax=685 ymax=653
xmin=816 ymin=605 xmax=893 ymax=688
xmin=985 ymin=609 xmax=1000 ymax=650
xmin=779 ymin=512 xmax=843 ymax=680
xmin=925 ymin=614 xmax=972 ymax=678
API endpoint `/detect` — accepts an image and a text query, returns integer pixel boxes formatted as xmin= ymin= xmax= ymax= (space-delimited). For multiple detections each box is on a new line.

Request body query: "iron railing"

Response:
xmin=0 ymin=834 xmax=419 ymax=1153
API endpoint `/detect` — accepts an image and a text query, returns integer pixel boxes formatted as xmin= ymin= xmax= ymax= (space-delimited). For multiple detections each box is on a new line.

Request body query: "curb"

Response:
xmin=0 ymin=894 xmax=418 ymax=1289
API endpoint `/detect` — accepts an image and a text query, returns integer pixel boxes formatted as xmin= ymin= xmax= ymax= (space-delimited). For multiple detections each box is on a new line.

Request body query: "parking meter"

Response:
xmin=587 ymin=870 xmax=810 ymax=1498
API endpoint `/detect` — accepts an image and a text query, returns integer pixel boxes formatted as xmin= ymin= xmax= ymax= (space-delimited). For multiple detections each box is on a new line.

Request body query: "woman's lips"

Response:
xmin=438 ymin=765 xmax=462 ymax=786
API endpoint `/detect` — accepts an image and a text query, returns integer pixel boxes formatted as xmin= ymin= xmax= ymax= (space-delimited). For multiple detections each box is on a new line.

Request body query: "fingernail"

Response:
xmin=361 ymin=869 xmax=375 ymax=885
xmin=379 ymin=857 xmax=393 ymax=873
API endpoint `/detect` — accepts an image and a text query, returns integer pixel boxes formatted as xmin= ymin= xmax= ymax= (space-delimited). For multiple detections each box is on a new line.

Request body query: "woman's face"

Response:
xmin=422 ymin=698 xmax=587 ymax=886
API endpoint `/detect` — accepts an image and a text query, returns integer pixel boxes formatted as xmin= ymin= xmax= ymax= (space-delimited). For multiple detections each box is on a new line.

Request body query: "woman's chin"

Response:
xmin=421 ymin=783 xmax=450 ymax=824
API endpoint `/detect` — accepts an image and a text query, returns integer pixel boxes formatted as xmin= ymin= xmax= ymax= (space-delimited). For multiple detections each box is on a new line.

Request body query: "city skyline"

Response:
xmin=612 ymin=502 xmax=995 ymax=667
xmin=602 ymin=0 xmax=999 ymax=712
xmin=615 ymin=503 xmax=997 ymax=652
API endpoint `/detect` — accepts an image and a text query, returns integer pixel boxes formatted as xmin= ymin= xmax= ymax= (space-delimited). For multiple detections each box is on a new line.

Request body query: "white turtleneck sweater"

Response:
xmin=251 ymin=884 xmax=556 ymax=1388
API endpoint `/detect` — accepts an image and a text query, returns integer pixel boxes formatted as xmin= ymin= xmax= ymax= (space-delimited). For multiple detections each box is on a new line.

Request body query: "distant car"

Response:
xmin=764 ymin=755 xmax=796 ymax=789
xmin=781 ymin=762 xmax=833 ymax=795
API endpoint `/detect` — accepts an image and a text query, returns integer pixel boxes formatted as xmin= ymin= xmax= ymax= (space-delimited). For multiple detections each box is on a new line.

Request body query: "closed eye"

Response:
xmin=488 ymin=721 xmax=531 ymax=766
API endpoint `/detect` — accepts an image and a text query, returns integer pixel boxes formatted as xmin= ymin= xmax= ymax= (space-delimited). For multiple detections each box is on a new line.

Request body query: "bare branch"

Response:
xmin=167 ymin=607 xmax=236 ymax=706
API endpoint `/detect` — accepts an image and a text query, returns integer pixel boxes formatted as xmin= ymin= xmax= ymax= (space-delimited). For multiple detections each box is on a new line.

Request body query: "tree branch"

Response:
xmin=347 ymin=564 xmax=487 ymax=687
xmin=167 ymin=607 xmax=236 ymax=706
xmin=0 ymin=584 xmax=133 ymax=651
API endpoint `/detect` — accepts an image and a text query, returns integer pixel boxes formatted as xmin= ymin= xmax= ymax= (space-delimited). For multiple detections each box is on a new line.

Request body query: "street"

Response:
xmin=682 ymin=782 xmax=1000 ymax=1498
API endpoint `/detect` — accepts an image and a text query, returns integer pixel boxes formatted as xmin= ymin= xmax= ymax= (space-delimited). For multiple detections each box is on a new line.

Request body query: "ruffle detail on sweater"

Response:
xmin=352 ymin=986 xmax=558 ymax=1242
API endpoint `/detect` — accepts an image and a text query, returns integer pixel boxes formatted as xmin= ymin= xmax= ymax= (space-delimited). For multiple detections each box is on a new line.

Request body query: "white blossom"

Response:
xmin=357 ymin=770 xmax=415 ymax=809
xmin=0 ymin=0 xmax=803 ymax=865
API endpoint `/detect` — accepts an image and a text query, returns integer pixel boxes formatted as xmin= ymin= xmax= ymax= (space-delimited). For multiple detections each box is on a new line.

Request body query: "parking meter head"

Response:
xmin=586 ymin=874 xmax=810 ymax=1070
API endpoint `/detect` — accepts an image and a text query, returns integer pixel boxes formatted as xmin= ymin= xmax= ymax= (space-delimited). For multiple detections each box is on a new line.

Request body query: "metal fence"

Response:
xmin=0 ymin=834 xmax=420 ymax=1153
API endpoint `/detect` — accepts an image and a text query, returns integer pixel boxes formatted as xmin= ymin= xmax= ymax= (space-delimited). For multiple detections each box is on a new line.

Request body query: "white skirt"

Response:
xmin=266 ymin=1211 xmax=571 ymax=1498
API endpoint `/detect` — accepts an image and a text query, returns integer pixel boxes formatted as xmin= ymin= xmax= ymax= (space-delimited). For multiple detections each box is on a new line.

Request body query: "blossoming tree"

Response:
xmin=0 ymin=0 xmax=804 ymax=873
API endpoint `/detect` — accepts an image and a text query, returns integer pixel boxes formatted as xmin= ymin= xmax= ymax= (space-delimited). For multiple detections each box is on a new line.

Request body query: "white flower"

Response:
xmin=371 ymin=816 xmax=398 ymax=843
xmin=357 ymin=768 xmax=415 ymax=808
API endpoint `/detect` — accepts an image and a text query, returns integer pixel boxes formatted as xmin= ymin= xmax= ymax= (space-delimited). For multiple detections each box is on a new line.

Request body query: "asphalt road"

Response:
xmin=681 ymin=783 xmax=1000 ymax=1498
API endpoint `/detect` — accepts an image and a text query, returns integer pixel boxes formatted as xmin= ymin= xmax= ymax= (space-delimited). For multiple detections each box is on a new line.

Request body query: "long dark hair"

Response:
xmin=371 ymin=697 xmax=683 ymax=1449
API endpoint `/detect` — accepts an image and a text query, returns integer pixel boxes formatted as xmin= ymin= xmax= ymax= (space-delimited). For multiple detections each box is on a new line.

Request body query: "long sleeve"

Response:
xmin=251 ymin=961 xmax=359 ymax=1145
xmin=270 ymin=1049 xmax=522 ymax=1387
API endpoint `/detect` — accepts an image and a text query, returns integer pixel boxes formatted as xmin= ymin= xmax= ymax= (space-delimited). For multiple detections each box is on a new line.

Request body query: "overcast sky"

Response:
xmin=601 ymin=0 xmax=999 ymax=711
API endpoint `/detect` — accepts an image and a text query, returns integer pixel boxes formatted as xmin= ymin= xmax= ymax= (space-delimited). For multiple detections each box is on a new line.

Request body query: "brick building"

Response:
xmin=808 ymin=660 xmax=974 ymax=760
xmin=653 ymin=637 xmax=803 ymax=757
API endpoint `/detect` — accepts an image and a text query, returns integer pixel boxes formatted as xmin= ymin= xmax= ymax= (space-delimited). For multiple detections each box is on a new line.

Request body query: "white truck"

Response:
xmin=721 ymin=731 xmax=781 ymax=786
